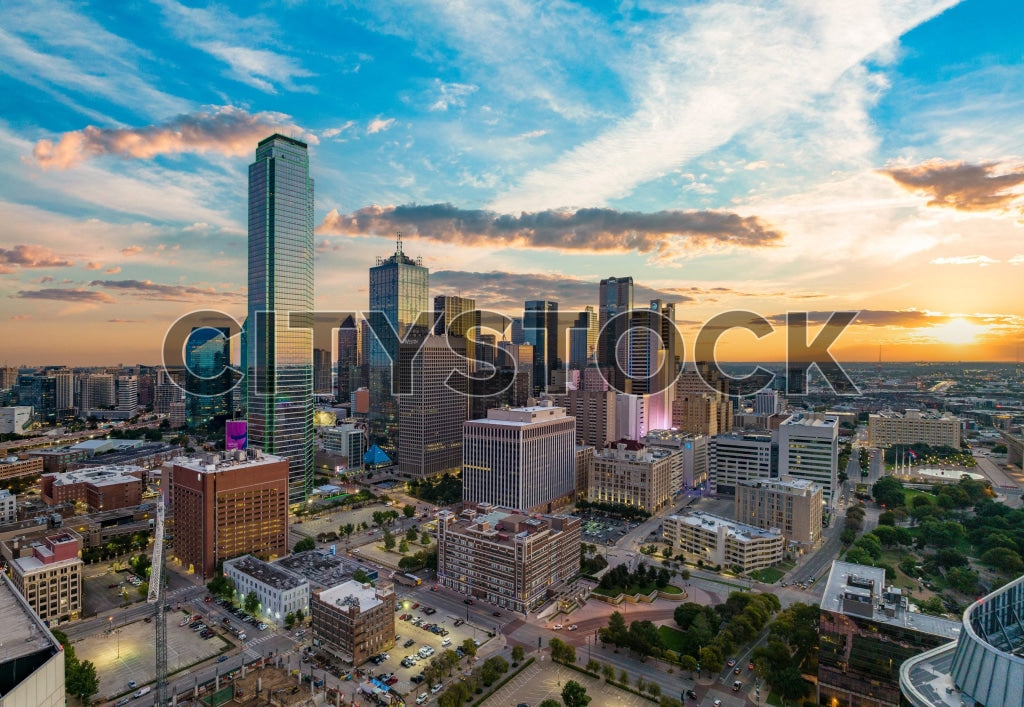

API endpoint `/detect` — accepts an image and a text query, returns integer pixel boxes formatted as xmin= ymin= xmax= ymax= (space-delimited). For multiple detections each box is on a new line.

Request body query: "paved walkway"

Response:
xmin=487 ymin=659 xmax=651 ymax=706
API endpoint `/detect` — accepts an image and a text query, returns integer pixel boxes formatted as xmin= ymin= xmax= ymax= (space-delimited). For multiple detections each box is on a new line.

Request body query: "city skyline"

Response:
xmin=2 ymin=1 xmax=1023 ymax=365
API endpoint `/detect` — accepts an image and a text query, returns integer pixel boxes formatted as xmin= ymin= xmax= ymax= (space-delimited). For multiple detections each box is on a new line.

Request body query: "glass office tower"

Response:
xmin=185 ymin=326 xmax=231 ymax=430
xmin=246 ymin=134 xmax=314 ymax=505
xmin=524 ymin=300 xmax=559 ymax=394
xmin=367 ymin=238 xmax=429 ymax=449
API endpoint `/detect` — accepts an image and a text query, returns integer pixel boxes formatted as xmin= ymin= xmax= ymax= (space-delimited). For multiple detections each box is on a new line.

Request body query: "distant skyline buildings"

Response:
xmin=245 ymin=134 xmax=315 ymax=506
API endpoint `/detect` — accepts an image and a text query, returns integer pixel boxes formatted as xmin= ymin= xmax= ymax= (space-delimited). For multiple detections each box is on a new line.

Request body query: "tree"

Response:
xmin=293 ymin=536 xmax=315 ymax=553
xmin=602 ymin=663 xmax=615 ymax=681
xmin=421 ymin=531 xmax=432 ymax=545
xmin=840 ymin=528 xmax=856 ymax=545
xmin=67 ymin=658 xmax=99 ymax=703
xmin=244 ymin=591 xmax=259 ymax=615
xmin=512 ymin=644 xmax=525 ymax=664
xmin=549 ymin=637 xmax=576 ymax=663
xmin=618 ymin=668 xmax=629 ymax=684
xmin=873 ymin=476 xmax=905 ymax=509
xmin=207 ymin=573 xmax=234 ymax=598
xmin=461 ymin=637 xmax=477 ymax=658
xmin=647 ymin=682 xmax=661 ymax=698
xmin=399 ymin=540 xmax=409 ymax=553
xmin=626 ymin=620 xmax=663 ymax=660
xmin=539 ymin=701 xmax=561 ymax=707
xmin=561 ymin=680 xmax=591 ymax=707
xmin=383 ymin=528 xmax=396 ymax=551
xmin=773 ymin=665 xmax=809 ymax=700
xmin=585 ymin=658 xmax=601 ymax=673
xmin=982 ymin=547 xmax=1024 ymax=574
xmin=679 ymin=654 xmax=698 ymax=676
xmin=285 ymin=612 xmax=296 ymax=629
xmin=406 ymin=527 xmax=419 ymax=541
xmin=353 ymin=569 xmax=372 ymax=584
xmin=295 ymin=608 xmax=305 ymax=623
xmin=403 ymin=503 xmax=416 ymax=518
xmin=699 ymin=644 xmax=724 ymax=673
xmin=599 ymin=610 xmax=629 ymax=647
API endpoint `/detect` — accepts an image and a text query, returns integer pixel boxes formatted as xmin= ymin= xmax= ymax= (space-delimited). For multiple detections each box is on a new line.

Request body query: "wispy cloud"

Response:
xmin=367 ymin=118 xmax=396 ymax=135
xmin=154 ymin=0 xmax=314 ymax=94
xmin=316 ymin=203 xmax=782 ymax=257
xmin=322 ymin=122 xmax=355 ymax=139
xmin=32 ymin=106 xmax=317 ymax=169
xmin=1010 ymin=255 xmax=1024 ymax=266
xmin=88 ymin=279 xmax=244 ymax=302
xmin=488 ymin=1 xmax=958 ymax=210
xmin=0 ymin=245 xmax=74 ymax=273
xmin=16 ymin=288 xmax=115 ymax=304
xmin=428 ymin=80 xmax=478 ymax=111
xmin=121 ymin=246 xmax=144 ymax=257
xmin=880 ymin=159 xmax=1024 ymax=212
xmin=930 ymin=254 xmax=999 ymax=266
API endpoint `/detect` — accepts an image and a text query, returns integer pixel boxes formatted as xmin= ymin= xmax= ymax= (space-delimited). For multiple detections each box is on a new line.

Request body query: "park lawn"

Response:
xmin=657 ymin=625 xmax=687 ymax=654
xmin=749 ymin=567 xmax=784 ymax=584
xmin=660 ymin=584 xmax=684 ymax=594
xmin=591 ymin=582 xmax=657 ymax=597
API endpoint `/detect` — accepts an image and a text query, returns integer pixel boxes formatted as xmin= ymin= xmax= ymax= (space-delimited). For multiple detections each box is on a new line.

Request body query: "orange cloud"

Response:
xmin=0 ymin=244 xmax=74 ymax=273
xmin=881 ymin=159 xmax=1024 ymax=212
xmin=32 ymin=106 xmax=318 ymax=169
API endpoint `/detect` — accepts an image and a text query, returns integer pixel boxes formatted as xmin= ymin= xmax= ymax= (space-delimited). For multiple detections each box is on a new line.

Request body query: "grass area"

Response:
xmin=592 ymin=583 xmax=657 ymax=597
xmin=660 ymin=584 xmax=684 ymax=594
xmin=657 ymin=625 xmax=687 ymax=653
xmin=748 ymin=567 xmax=785 ymax=584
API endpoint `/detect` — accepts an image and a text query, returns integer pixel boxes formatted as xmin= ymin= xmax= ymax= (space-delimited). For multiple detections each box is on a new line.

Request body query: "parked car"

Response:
xmin=416 ymin=693 xmax=428 ymax=704
xmin=404 ymin=639 xmax=415 ymax=648
xmin=431 ymin=683 xmax=443 ymax=694
xmin=463 ymin=598 xmax=474 ymax=605
xmin=492 ymin=611 xmax=501 ymax=617
xmin=567 ymin=625 xmax=578 ymax=631
xmin=217 ymin=656 xmax=227 ymax=663
xmin=411 ymin=674 xmax=426 ymax=684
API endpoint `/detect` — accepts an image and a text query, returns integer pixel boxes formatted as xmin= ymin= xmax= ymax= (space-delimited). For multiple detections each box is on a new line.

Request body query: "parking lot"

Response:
xmin=75 ymin=612 xmax=230 ymax=702
xmin=578 ymin=513 xmax=633 ymax=544
xmin=330 ymin=598 xmax=495 ymax=698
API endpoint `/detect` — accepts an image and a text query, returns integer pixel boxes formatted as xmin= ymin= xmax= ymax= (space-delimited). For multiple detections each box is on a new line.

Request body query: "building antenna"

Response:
xmin=395 ymin=231 xmax=403 ymax=256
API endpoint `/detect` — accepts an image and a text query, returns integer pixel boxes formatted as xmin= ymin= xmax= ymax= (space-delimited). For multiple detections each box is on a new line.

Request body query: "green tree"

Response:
xmin=539 ymin=701 xmax=561 ymax=707
xmin=340 ymin=522 xmax=355 ymax=538
xmin=293 ymin=536 xmax=315 ymax=553
xmin=561 ymin=680 xmax=591 ymax=707
xmin=66 ymin=658 xmax=99 ymax=703
xmin=421 ymin=531 xmax=432 ymax=545
xmin=618 ymin=668 xmax=629 ymax=684
xmin=982 ymin=547 xmax=1024 ymax=573
xmin=244 ymin=591 xmax=259 ymax=615
xmin=406 ymin=526 xmax=418 ymax=541
xmin=403 ymin=503 xmax=416 ymax=518
xmin=585 ymin=658 xmax=601 ymax=673
xmin=872 ymin=476 xmax=905 ymax=508
xmin=773 ymin=666 xmax=810 ymax=700
xmin=383 ymin=528 xmax=396 ymax=551
xmin=699 ymin=644 xmax=724 ymax=673
xmin=599 ymin=610 xmax=629 ymax=647
xmin=679 ymin=654 xmax=698 ymax=676
xmin=601 ymin=663 xmax=615 ymax=681
xmin=512 ymin=645 xmax=525 ymax=664
xmin=626 ymin=620 xmax=663 ymax=660
xmin=461 ymin=637 xmax=477 ymax=658
xmin=399 ymin=540 xmax=409 ymax=553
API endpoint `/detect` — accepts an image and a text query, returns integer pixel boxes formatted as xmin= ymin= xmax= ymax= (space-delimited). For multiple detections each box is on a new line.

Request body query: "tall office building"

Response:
xmin=313 ymin=347 xmax=332 ymax=395
xmin=397 ymin=332 xmax=467 ymax=477
xmin=629 ymin=299 xmax=677 ymax=430
xmin=185 ymin=327 xmax=231 ymax=429
xmin=246 ymin=134 xmax=315 ymax=505
xmin=117 ymin=375 xmax=138 ymax=414
xmin=524 ymin=300 xmax=560 ymax=394
xmin=754 ymin=389 xmax=780 ymax=416
xmin=17 ymin=375 xmax=57 ymax=423
xmin=433 ymin=294 xmax=478 ymax=364
xmin=48 ymin=368 xmax=73 ymax=414
xmin=553 ymin=389 xmax=617 ymax=449
xmin=336 ymin=315 xmax=362 ymax=401
xmin=779 ymin=413 xmax=839 ymax=506
xmin=462 ymin=402 xmax=575 ymax=513
xmin=367 ymin=237 xmax=429 ymax=449
xmin=569 ymin=306 xmax=598 ymax=370
xmin=673 ymin=362 xmax=733 ymax=436
xmin=598 ymin=276 xmax=633 ymax=392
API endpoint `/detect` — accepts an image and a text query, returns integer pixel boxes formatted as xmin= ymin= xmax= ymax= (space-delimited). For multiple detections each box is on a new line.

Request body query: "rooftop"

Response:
xmin=821 ymin=561 xmax=961 ymax=640
xmin=0 ymin=573 xmax=60 ymax=665
xmin=318 ymin=579 xmax=382 ymax=614
xmin=738 ymin=477 xmax=821 ymax=495
xmin=670 ymin=511 xmax=782 ymax=542
xmin=173 ymin=449 xmax=284 ymax=473
xmin=275 ymin=550 xmax=365 ymax=590
xmin=225 ymin=555 xmax=307 ymax=591
xmin=782 ymin=414 xmax=838 ymax=428
xmin=46 ymin=465 xmax=143 ymax=487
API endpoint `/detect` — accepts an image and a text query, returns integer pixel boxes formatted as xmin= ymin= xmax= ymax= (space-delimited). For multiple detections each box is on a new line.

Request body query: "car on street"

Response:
xmin=713 ymin=700 xmax=722 ymax=707
xmin=217 ymin=656 xmax=227 ymax=662
xmin=404 ymin=639 xmax=416 ymax=648
xmin=726 ymin=659 xmax=736 ymax=667
xmin=416 ymin=693 xmax=428 ymax=704
xmin=463 ymin=598 xmax=474 ymax=605
xmin=552 ymin=624 xmax=563 ymax=630
xmin=116 ymin=698 xmax=130 ymax=707
xmin=748 ymin=662 xmax=755 ymax=671
xmin=431 ymin=683 xmax=443 ymax=694
xmin=411 ymin=674 xmax=426 ymax=684
xmin=733 ymin=681 xmax=743 ymax=691
xmin=734 ymin=667 xmax=741 ymax=675
xmin=128 ymin=681 xmax=137 ymax=689
xmin=492 ymin=611 xmax=501 ymax=617
xmin=685 ymin=689 xmax=697 ymax=700
xmin=568 ymin=625 xmax=578 ymax=631
xmin=386 ymin=676 xmax=399 ymax=685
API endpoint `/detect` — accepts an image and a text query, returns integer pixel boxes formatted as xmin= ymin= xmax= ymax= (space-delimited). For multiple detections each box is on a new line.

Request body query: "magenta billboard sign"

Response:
xmin=225 ymin=420 xmax=248 ymax=450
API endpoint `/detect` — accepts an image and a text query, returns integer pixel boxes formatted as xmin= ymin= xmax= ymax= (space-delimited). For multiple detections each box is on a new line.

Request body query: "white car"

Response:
xmin=567 ymin=625 xmax=578 ymax=631
xmin=552 ymin=624 xmax=563 ymax=630
xmin=431 ymin=683 xmax=443 ymax=694
xmin=416 ymin=693 xmax=429 ymax=704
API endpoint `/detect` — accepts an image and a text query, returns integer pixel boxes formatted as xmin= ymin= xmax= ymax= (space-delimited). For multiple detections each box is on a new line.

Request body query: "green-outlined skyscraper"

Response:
xmin=246 ymin=134 xmax=314 ymax=505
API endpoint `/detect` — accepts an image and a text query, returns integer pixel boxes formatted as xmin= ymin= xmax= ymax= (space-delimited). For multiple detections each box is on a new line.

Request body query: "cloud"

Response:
xmin=195 ymin=42 xmax=314 ymax=94
xmin=84 ymin=261 xmax=102 ymax=270
xmin=1010 ymin=255 xmax=1024 ymax=266
xmin=16 ymin=288 xmax=115 ymax=304
xmin=880 ymin=160 xmax=1024 ymax=212
xmin=88 ymin=278 xmax=243 ymax=302
xmin=316 ymin=203 xmax=782 ymax=258
xmin=121 ymin=245 xmax=144 ymax=256
xmin=429 ymin=270 xmax=693 ymax=311
xmin=485 ymin=1 xmax=958 ymax=211
xmin=762 ymin=310 xmax=941 ymax=328
xmin=514 ymin=130 xmax=548 ymax=140
xmin=0 ymin=244 xmax=74 ymax=273
xmin=322 ymin=122 xmax=355 ymax=139
xmin=32 ymin=106 xmax=317 ymax=169
xmin=930 ymin=255 xmax=999 ymax=266
xmin=107 ymin=318 xmax=141 ymax=323
xmin=367 ymin=118 xmax=396 ymax=135
xmin=105 ymin=266 xmax=122 ymax=274
xmin=428 ymin=80 xmax=478 ymax=111
xmin=10 ymin=314 xmax=31 ymax=321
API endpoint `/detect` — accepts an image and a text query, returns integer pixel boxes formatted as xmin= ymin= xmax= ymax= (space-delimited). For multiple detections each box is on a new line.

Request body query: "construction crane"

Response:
xmin=147 ymin=499 xmax=168 ymax=705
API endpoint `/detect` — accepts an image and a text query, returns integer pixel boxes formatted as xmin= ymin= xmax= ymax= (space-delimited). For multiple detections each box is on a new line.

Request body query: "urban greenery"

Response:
xmin=406 ymin=473 xmax=462 ymax=505
xmin=574 ymin=499 xmax=651 ymax=520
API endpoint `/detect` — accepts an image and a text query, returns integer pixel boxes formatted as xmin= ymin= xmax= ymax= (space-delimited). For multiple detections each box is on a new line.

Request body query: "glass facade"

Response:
xmin=185 ymin=326 xmax=231 ymax=429
xmin=247 ymin=134 xmax=315 ymax=505
xmin=367 ymin=241 xmax=429 ymax=449
xmin=524 ymin=300 xmax=559 ymax=394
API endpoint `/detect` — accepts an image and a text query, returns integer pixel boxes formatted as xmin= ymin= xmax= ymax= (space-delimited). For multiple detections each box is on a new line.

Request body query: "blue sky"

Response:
xmin=1 ymin=0 xmax=1023 ymax=364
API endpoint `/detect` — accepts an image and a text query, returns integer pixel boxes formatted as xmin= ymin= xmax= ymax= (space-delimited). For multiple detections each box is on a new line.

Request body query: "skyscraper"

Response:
xmin=336 ymin=315 xmax=361 ymax=402
xmin=368 ymin=237 xmax=429 ymax=449
xmin=246 ymin=134 xmax=315 ymax=505
xmin=434 ymin=294 xmax=478 ymax=368
xmin=599 ymin=276 xmax=633 ymax=392
xmin=185 ymin=326 xmax=231 ymax=429
xmin=524 ymin=300 xmax=559 ymax=393
xmin=779 ymin=413 xmax=839 ymax=507
xmin=569 ymin=306 xmax=598 ymax=370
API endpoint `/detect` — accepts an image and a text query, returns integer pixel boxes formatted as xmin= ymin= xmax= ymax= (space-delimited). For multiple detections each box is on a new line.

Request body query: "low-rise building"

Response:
xmin=589 ymin=439 xmax=676 ymax=513
xmin=4 ymin=530 xmax=83 ymax=625
xmin=0 ymin=456 xmax=43 ymax=482
xmin=0 ymin=488 xmax=16 ymax=525
xmin=311 ymin=579 xmax=395 ymax=665
xmin=663 ymin=511 xmax=783 ymax=572
xmin=322 ymin=424 xmax=366 ymax=472
xmin=0 ymin=406 xmax=33 ymax=435
xmin=735 ymin=477 xmax=823 ymax=549
xmin=868 ymin=409 xmax=962 ymax=449
xmin=224 ymin=555 xmax=309 ymax=626
xmin=436 ymin=504 xmax=581 ymax=613
xmin=39 ymin=465 xmax=144 ymax=512
xmin=0 ymin=573 xmax=66 ymax=707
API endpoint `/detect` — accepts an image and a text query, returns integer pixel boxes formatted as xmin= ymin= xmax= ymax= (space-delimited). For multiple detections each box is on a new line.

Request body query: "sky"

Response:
xmin=1 ymin=0 xmax=1023 ymax=366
